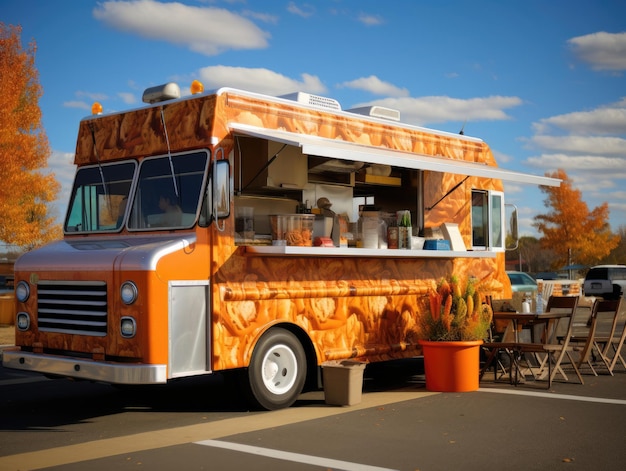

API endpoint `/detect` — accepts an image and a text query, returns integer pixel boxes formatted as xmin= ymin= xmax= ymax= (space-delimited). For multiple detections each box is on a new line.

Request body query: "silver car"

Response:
xmin=583 ymin=265 xmax=626 ymax=299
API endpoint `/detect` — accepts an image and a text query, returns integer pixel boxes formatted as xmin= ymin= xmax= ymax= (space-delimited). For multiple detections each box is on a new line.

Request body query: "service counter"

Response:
xmin=244 ymin=246 xmax=496 ymax=258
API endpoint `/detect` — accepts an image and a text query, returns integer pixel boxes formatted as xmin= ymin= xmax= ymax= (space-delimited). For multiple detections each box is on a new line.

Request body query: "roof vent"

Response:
xmin=280 ymin=92 xmax=341 ymax=111
xmin=142 ymin=82 xmax=181 ymax=104
xmin=348 ymin=105 xmax=401 ymax=122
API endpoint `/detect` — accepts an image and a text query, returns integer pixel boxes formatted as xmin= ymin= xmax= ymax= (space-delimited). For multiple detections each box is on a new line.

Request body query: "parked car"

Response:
xmin=583 ymin=265 xmax=626 ymax=299
xmin=506 ymin=271 xmax=538 ymax=292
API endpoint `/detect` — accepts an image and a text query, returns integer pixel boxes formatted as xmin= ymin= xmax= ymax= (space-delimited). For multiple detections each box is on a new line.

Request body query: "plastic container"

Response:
xmin=360 ymin=211 xmax=380 ymax=249
xmin=270 ymin=214 xmax=315 ymax=246
xmin=322 ymin=360 xmax=366 ymax=406
xmin=235 ymin=206 xmax=254 ymax=239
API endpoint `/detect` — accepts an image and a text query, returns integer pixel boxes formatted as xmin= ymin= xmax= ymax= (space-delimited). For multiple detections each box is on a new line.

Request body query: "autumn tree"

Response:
xmin=0 ymin=23 xmax=60 ymax=249
xmin=601 ymin=225 xmax=626 ymax=265
xmin=533 ymin=169 xmax=619 ymax=269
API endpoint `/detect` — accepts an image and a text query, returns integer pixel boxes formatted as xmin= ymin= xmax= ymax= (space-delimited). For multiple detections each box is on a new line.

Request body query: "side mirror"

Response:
xmin=199 ymin=155 xmax=230 ymax=228
xmin=213 ymin=159 xmax=230 ymax=219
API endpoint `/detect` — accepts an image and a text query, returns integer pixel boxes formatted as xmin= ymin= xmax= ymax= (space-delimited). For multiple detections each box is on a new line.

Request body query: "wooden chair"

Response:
xmin=605 ymin=307 xmax=626 ymax=373
xmin=514 ymin=296 xmax=583 ymax=388
xmin=480 ymin=296 xmax=517 ymax=383
xmin=569 ymin=299 xmax=621 ymax=376
xmin=480 ymin=319 xmax=514 ymax=383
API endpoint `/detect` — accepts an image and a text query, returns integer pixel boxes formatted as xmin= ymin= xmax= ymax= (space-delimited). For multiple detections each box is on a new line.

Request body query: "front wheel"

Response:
xmin=244 ymin=328 xmax=307 ymax=410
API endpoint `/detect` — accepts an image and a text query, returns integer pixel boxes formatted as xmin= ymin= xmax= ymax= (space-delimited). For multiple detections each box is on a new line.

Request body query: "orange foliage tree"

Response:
xmin=0 ymin=23 xmax=60 ymax=249
xmin=533 ymin=169 xmax=619 ymax=268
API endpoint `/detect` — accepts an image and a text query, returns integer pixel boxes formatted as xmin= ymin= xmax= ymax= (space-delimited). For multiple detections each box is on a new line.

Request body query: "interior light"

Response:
xmin=191 ymin=80 xmax=204 ymax=95
xmin=92 ymin=102 xmax=103 ymax=115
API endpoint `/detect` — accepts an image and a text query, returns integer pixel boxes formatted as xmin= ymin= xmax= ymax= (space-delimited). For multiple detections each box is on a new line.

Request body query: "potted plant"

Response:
xmin=418 ymin=275 xmax=493 ymax=392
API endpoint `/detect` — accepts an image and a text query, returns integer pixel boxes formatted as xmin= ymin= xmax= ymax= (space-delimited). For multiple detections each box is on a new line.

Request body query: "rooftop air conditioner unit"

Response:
xmin=280 ymin=92 xmax=341 ymax=111
xmin=348 ymin=105 xmax=401 ymax=122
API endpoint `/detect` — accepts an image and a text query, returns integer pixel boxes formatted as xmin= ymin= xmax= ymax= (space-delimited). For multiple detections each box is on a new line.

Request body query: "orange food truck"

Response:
xmin=2 ymin=81 xmax=559 ymax=409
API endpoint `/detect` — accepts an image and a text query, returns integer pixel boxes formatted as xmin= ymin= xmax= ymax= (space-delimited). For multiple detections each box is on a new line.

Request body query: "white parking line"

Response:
xmin=480 ymin=387 xmax=626 ymax=405
xmin=195 ymin=439 xmax=399 ymax=471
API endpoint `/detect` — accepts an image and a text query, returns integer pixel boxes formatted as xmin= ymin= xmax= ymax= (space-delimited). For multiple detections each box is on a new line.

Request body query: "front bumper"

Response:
xmin=2 ymin=348 xmax=167 ymax=384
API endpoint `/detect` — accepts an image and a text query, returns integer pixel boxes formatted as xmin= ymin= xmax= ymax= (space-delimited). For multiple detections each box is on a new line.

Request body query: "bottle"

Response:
xmin=387 ymin=224 xmax=399 ymax=249
xmin=397 ymin=210 xmax=411 ymax=249
xmin=536 ymin=290 xmax=543 ymax=314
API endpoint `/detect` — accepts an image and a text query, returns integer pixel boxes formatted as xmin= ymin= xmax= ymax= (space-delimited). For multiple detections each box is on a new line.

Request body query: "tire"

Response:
xmin=244 ymin=328 xmax=307 ymax=410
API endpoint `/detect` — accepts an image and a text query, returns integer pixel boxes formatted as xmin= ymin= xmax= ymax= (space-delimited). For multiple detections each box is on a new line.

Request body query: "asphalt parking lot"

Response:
xmin=1 ymin=352 xmax=626 ymax=471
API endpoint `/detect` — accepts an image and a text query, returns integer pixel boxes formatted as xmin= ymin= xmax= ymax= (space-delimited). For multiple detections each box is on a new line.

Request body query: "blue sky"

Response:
xmin=3 ymin=0 xmax=626 ymax=236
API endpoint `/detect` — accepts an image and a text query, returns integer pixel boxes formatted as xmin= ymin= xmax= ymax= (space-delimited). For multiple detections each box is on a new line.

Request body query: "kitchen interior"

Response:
xmin=233 ymin=135 xmax=424 ymax=249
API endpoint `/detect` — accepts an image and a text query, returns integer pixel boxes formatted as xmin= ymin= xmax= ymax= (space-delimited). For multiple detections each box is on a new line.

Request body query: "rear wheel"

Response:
xmin=245 ymin=328 xmax=307 ymax=410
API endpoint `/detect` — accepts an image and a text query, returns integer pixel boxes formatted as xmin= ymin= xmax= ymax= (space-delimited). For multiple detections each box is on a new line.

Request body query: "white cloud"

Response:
xmin=533 ymin=106 xmax=626 ymax=135
xmin=340 ymin=76 xmax=409 ymax=97
xmin=525 ymin=97 xmax=626 ymax=233
xmin=197 ymin=65 xmax=326 ymax=96
xmin=357 ymin=13 xmax=384 ymax=26
xmin=93 ymin=0 xmax=270 ymax=55
xmin=529 ymin=135 xmax=626 ymax=156
xmin=286 ymin=2 xmax=315 ymax=18
xmin=568 ymin=31 xmax=626 ymax=71
xmin=242 ymin=10 xmax=279 ymax=24
xmin=354 ymin=95 xmax=523 ymax=126
xmin=527 ymin=153 xmax=626 ymax=170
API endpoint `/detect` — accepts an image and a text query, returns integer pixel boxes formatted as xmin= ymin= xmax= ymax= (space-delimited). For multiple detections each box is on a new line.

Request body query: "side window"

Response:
xmin=609 ymin=268 xmax=626 ymax=281
xmin=471 ymin=189 xmax=504 ymax=251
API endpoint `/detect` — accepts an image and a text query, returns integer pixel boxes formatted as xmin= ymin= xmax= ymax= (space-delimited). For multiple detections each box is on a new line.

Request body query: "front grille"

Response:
xmin=37 ymin=281 xmax=108 ymax=336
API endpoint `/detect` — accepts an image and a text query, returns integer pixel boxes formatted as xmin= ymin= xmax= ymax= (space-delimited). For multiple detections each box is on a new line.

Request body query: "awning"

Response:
xmin=229 ymin=122 xmax=561 ymax=187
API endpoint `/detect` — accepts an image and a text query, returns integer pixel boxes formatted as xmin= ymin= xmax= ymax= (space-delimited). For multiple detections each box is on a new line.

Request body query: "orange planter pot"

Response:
xmin=418 ymin=340 xmax=483 ymax=392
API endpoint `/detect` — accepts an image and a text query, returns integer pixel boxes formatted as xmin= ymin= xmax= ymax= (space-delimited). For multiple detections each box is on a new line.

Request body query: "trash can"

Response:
xmin=322 ymin=360 xmax=366 ymax=406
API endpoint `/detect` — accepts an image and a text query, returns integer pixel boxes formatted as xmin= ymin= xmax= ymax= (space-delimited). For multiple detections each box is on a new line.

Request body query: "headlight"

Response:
xmin=16 ymin=281 xmax=30 ymax=302
xmin=16 ymin=312 xmax=30 ymax=331
xmin=120 ymin=317 xmax=137 ymax=338
xmin=120 ymin=281 xmax=138 ymax=305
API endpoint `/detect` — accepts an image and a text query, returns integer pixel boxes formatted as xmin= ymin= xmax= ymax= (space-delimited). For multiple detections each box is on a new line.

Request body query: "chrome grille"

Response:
xmin=37 ymin=281 xmax=108 ymax=336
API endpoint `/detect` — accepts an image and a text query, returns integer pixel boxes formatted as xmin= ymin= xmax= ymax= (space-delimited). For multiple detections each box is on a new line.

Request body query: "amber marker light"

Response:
xmin=191 ymin=80 xmax=204 ymax=95
xmin=91 ymin=102 xmax=103 ymax=115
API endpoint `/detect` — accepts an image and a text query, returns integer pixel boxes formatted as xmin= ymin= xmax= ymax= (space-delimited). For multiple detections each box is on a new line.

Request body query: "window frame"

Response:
xmin=471 ymin=189 xmax=505 ymax=252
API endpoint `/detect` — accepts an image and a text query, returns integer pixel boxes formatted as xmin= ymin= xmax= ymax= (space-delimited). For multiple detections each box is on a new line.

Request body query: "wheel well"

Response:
xmin=267 ymin=323 xmax=320 ymax=391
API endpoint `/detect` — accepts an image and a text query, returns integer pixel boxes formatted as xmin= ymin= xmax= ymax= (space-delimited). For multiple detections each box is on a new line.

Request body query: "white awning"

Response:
xmin=229 ymin=122 xmax=560 ymax=187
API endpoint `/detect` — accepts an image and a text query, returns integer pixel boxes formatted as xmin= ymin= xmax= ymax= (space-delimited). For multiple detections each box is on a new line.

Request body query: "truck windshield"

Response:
xmin=128 ymin=150 xmax=209 ymax=230
xmin=65 ymin=161 xmax=136 ymax=233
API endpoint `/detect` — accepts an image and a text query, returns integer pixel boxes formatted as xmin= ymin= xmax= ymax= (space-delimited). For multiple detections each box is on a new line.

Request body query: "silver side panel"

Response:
xmin=169 ymin=280 xmax=210 ymax=378
xmin=2 ymin=349 xmax=166 ymax=384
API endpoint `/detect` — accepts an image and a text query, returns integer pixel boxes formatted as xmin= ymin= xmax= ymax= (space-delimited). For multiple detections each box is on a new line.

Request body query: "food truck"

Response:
xmin=2 ymin=81 xmax=559 ymax=409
